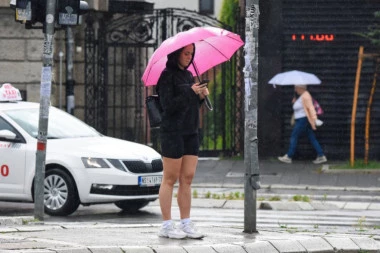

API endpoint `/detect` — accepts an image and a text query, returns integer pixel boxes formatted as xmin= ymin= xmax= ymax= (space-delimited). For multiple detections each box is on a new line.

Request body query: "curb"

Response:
xmin=0 ymin=223 xmax=379 ymax=253
xmin=191 ymin=183 xmax=380 ymax=193
xmin=0 ymin=216 xmax=33 ymax=226
xmin=321 ymin=164 xmax=380 ymax=173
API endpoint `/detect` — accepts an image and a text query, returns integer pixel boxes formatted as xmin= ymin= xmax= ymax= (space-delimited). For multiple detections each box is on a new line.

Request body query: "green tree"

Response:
xmin=357 ymin=11 xmax=380 ymax=47
xmin=201 ymin=0 xmax=241 ymax=153
xmin=219 ymin=0 xmax=239 ymax=28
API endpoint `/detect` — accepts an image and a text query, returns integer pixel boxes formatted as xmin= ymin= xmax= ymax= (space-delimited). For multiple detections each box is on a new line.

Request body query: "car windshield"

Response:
xmin=5 ymin=107 xmax=101 ymax=139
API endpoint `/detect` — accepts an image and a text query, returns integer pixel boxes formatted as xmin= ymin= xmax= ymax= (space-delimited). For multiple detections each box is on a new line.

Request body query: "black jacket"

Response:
xmin=157 ymin=67 xmax=202 ymax=134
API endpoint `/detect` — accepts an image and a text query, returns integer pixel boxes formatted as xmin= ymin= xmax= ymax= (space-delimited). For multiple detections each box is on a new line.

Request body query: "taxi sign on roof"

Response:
xmin=0 ymin=83 xmax=22 ymax=102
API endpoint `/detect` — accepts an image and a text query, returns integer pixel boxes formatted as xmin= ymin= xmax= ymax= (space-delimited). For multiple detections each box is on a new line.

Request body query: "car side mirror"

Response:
xmin=0 ymin=129 xmax=17 ymax=141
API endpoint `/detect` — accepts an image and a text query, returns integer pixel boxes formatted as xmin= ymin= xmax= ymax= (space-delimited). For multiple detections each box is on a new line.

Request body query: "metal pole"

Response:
xmin=66 ymin=26 xmax=75 ymax=115
xmin=59 ymin=51 xmax=63 ymax=109
xmin=350 ymin=46 xmax=363 ymax=167
xmin=243 ymin=0 xmax=260 ymax=233
xmin=34 ymin=0 xmax=56 ymax=221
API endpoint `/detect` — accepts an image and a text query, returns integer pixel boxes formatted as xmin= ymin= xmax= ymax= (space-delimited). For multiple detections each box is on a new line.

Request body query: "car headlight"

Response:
xmin=81 ymin=157 xmax=110 ymax=168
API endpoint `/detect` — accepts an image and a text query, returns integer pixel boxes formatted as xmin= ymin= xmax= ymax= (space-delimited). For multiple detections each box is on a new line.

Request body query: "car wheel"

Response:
xmin=44 ymin=168 xmax=80 ymax=216
xmin=114 ymin=199 xmax=150 ymax=213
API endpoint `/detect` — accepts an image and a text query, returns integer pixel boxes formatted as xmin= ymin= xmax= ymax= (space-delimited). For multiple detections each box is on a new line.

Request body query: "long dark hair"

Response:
xmin=166 ymin=43 xmax=195 ymax=70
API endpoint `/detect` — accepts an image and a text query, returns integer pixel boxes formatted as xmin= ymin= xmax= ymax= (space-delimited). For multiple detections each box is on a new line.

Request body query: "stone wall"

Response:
xmin=0 ymin=7 xmax=87 ymax=120
xmin=0 ymin=8 xmax=44 ymax=102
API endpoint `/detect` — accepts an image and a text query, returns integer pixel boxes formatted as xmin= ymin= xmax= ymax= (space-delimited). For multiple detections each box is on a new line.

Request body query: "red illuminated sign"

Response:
xmin=292 ymin=34 xmax=335 ymax=42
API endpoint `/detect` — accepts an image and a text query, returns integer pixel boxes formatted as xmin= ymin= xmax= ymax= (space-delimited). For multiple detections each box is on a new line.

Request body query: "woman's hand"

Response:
xmin=192 ymin=82 xmax=208 ymax=97
xmin=199 ymin=87 xmax=209 ymax=99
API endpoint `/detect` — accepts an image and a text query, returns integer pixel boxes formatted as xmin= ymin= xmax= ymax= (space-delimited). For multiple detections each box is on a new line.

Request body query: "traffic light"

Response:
xmin=10 ymin=0 xmax=89 ymax=28
xmin=31 ymin=0 xmax=47 ymax=24
xmin=10 ymin=0 xmax=32 ymax=23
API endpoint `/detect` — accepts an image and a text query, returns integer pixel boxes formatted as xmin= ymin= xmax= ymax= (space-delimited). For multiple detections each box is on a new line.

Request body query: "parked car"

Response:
xmin=0 ymin=84 xmax=162 ymax=216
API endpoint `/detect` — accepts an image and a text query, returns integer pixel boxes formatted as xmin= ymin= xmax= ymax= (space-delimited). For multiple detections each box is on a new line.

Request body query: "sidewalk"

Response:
xmin=193 ymin=158 xmax=380 ymax=210
xmin=0 ymin=158 xmax=379 ymax=252
xmin=196 ymin=158 xmax=380 ymax=189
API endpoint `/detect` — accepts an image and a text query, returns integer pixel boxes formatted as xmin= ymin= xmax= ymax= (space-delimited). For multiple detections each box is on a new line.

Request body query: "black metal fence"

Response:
xmin=84 ymin=8 xmax=244 ymax=157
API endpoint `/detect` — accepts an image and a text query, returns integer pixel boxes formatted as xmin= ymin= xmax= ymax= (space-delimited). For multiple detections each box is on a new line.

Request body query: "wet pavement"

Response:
xmin=0 ymin=158 xmax=379 ymax=252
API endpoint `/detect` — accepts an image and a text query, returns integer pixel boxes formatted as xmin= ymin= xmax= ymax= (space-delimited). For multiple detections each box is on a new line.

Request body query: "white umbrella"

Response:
xmin=268 ymin=70 xmax=321 ymax=87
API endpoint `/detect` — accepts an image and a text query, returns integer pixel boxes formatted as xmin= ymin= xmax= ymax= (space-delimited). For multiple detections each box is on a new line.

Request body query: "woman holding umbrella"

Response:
xmin=278 ymin=85 xmax=327 ymax=164
xmin=156 ymin=44 xmax=208 ymax=239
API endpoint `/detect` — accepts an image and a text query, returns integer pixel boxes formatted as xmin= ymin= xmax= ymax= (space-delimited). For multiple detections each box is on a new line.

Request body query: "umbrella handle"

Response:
xmin=191 ymin=62 xmax=213 ymax=111
xmin=205 ymin=96 xmax=213 ymax=111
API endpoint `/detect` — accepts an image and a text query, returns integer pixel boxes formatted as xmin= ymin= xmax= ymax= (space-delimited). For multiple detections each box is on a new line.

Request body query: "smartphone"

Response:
xmin=199 ymin=80 xmax=209 ymax=86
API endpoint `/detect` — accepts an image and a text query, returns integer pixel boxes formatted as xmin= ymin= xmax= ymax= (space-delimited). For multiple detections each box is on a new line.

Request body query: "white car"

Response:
xmin=0 ymin=93 xmax=163 ymax=216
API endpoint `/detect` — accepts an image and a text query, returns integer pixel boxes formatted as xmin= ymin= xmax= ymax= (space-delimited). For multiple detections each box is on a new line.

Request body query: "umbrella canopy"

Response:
xmin=268 ymin=70 xmax=321 ymax=87
xmin=142 ymin=26 xmax=244 ymax=86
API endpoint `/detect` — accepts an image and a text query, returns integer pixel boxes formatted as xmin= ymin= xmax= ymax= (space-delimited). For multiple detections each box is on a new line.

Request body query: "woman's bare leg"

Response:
xmin=159 ymin=156 xmax=182 ymax=221
xmin=177 ymin=155 xmax=198 ymax=219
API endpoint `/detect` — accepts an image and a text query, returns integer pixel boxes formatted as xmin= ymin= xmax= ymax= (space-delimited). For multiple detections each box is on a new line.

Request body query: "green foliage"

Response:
xmin=201 ymin=0 xmax=240 ymax=152
xmin=212 ymin=193 xmax=221 ymax=199
xmin=192 ymin=189 xmax=198 ymax=198
xmin=330 ymin=159 xmax=380 ymax=170
xmin=355 ymin=216 xmax=367 ymax=232
xmin=356 ymin=11 xmax=380 ymax=47
xmin=219 ymin=0 xmax=239 ymax=29
xmin=292 ymin=195 xmax=311 ymax=202
xmin=269 ymin=196 xmax=281 ymax=201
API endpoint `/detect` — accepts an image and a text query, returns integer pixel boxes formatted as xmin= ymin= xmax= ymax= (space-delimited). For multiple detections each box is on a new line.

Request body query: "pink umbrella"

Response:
xmin=142 ymin=26 xmax=244 ymax=86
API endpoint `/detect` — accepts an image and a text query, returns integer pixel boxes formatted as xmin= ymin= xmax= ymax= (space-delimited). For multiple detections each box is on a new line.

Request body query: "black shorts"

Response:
xmin=160 ymin=133 xmax=199 ymax=159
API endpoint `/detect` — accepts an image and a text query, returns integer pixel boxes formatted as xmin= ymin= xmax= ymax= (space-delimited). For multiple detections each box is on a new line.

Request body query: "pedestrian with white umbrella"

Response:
xmin=269 ymin=70 xmax=327 ymax=164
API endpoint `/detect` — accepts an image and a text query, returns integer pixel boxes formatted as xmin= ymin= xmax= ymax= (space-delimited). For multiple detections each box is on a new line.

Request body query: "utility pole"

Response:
xmin=34 ymin=0 xmax=57 ymax=221
xmin=11 ymin=0 xmax=89 ymax=222
xmin=242 ymin=0 xmax=260 ymax=233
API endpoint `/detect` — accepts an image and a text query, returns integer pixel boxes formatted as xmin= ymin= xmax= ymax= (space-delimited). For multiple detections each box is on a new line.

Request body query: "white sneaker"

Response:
xmin=313 ymin=156 xmax=327 ymax=164
xmin=158 ymin=222 xmax=187 ymax=239
xmin=179 ymin=221 xmax=204 ymax=239
xmin=278 ymin=154 xmax=292 ymax=164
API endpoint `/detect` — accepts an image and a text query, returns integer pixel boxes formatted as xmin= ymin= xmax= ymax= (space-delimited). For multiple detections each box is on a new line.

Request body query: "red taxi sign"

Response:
xmin=0 ymin=83 xmax=22 ymax=102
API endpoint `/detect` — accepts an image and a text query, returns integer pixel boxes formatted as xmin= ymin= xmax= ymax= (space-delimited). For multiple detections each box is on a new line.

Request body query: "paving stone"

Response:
xmin=343 ymin=202 xmax=370 ymax=210
xmin=269 ymin=239 xmax=307 ymax=253
xmin=191 ymin=199 xmax=226 ymax=208
xmin=260 ymin=201 xmax=301 ymax=211
xmin=367 ymin=202 xmax=380 ymax=210
xmin=183 ymin=245 xmax=218 ymax=253
xmin=323 ymin=237 xmax=360 ymax=252
xmin=297 ymin=237 xmax=333 ymax=252
xmin=309 ymin=201 xmax=339 ymax=210
xmin=223 ymin=200 xmax=244 ymax=209
xmin=325 ymin=201 xmax=345 ymax=209
xmin=244 ymin=241 xmax=279 ymax=253
xmin=90 ymin=246 xmax=124 ymax=253
xmin=212 ymin=243 xmax=246 ymax=253
xmin=296 ymin=202 xmax=314 ymax=210
xmin=151 ymin=245 xmax=187 ymax=253
xmin=54 ymin=248 xmax=90 ymax=253
xmin=121 ymin=246 xmax=154 ymax=253
xmin=351 ymin=237 xmax=380 ymax=252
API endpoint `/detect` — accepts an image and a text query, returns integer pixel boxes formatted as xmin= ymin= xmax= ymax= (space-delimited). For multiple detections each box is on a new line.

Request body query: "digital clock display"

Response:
xmin=291 ymin=34 xmax=335 ymax=42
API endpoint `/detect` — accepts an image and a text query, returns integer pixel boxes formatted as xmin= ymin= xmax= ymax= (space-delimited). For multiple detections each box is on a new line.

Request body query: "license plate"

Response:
xmin=138 ymin=175 xmax=162 ymax=187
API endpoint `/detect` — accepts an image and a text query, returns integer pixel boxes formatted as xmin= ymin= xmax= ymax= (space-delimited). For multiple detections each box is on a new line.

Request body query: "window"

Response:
xmin=199 ymin=0 xmax=214 ymax=15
